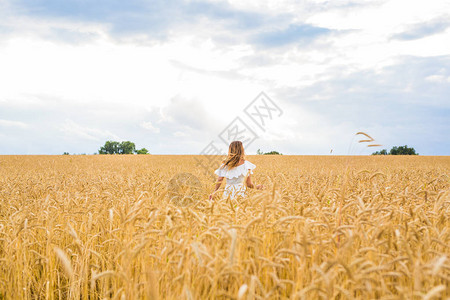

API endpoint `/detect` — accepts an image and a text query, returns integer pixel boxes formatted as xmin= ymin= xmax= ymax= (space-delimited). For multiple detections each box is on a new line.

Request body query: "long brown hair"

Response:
xmin=222 ymin=141 xmax=245 ymax=169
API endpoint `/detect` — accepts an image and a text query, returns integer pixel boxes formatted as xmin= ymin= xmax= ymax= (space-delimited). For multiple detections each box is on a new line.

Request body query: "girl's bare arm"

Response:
xmin=246 ymin=175 xmax=263 ymax=190
xmin=209 ymin=176 xmax=224 ymax=199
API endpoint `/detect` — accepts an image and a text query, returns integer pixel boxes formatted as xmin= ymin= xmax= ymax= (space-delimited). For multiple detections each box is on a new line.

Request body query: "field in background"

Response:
xmin=0 ymin=155 xmax=449 ymax=299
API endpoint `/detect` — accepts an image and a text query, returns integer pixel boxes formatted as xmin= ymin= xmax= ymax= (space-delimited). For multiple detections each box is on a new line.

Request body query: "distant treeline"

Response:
xmin=257 ymin=149 xmax=282 ymax=155
xmin=98 ymin=141 xmax=149 ymax=155
xmin=372 ymin=145 xmax=418 ymax=155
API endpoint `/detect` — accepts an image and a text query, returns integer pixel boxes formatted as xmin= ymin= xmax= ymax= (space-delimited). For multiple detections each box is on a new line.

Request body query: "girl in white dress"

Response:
xmin=209 ymin=141 xmax=263 ymax=200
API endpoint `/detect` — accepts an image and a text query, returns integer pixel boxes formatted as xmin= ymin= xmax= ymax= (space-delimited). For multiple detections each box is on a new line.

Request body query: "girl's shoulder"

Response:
xmin=243 ymin=160 xmax=256 ymax=169
xmin=230 ymin=160 xmax=255 ymax=169
xmin=215 ymin=160 xmax=256 ymax=178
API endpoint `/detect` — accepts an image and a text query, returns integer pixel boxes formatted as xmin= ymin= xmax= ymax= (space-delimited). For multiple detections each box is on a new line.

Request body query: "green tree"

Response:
xmin=136 ymin=148 xmax=149 ymax=154
xmin=264 ymin=151 xmax=282 ymax=155
xmin=119 ymin=141 xmax=136 ymax=154
xmin=99 ymin=141 xmax=149 ymax=155
xmin=372 ymin=149 xmax=388 ymax=155
xmin=372 ymin=145 xmax=418 ymax=155
xmin=389 ymin=145 xmax=418 ymax=155
xmin=99 ymin=141 xmax=121 ymax=154
xmin=257 ymin=149 xmax=283 ymax=155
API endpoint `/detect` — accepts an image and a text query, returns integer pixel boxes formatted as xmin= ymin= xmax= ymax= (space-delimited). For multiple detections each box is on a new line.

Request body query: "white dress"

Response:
xmin=214 ymin=161 xmax=256 ymax=199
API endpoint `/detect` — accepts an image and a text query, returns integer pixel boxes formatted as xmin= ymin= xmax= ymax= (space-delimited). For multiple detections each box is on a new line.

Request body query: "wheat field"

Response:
xmin=0 ymin=155 xmax=448 ymax=299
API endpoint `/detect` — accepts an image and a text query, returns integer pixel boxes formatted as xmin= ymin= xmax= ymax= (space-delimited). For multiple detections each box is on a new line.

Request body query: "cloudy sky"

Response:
xmin=0 ymin=0 xmax=449 ymax=155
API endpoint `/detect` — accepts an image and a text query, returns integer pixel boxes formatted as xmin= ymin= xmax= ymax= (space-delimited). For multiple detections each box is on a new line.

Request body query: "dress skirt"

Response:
xmin=223 ymin=183 xmax=246 ymax=199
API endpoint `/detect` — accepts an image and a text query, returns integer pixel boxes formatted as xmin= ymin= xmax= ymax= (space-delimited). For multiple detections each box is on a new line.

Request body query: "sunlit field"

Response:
xmin=0 ymin=155 xmax=448 ymax=299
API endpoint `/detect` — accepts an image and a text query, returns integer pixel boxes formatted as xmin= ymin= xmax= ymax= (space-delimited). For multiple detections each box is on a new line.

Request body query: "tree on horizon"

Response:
xmin=373 ymin=145 xmax=418 ymax=155
xmin=99 ymin=141 xmax=149 ymax=155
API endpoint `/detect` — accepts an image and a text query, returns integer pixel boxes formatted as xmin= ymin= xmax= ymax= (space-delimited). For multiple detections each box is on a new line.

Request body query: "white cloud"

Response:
xmin=425 ymin=75 xmax=450 ymax=83
xmin=60 ymin=119 xmax=120 ymax=141
xmin=174 ymin=131 xmax=188 ymax=137
xmin=0 ymin=119 xmax=28 ymax=128
xmin=0 ymin=37 xmax=179 ymax=106
xmin=141 ymin=121 xmax=160 ymax=133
